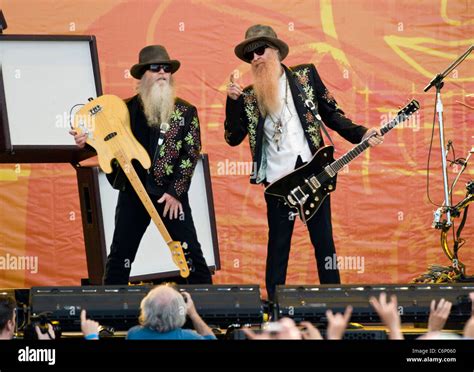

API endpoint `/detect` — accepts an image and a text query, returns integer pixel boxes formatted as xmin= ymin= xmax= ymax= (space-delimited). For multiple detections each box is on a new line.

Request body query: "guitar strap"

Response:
xmin=289 ymin=69 xmax=337 ymax=150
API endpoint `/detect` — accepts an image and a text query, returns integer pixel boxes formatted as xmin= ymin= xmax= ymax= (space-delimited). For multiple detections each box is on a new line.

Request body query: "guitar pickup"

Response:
xmin=290 ymin=186 xmax=308 ymax=205
xmin=306 ymin=176 xmax=320 ymax=192
xmin=324 ymin=165 xmax=336 ymax=178
xmin=89 ymin=105 xmax=102 ymax=115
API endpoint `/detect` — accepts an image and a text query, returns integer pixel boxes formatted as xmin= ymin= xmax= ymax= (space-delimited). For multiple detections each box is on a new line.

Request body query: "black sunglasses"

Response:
xmin=148 ymin=64 xmax=172 ymax=73
xmin=244 ymin=45 xmax=269 ymax=62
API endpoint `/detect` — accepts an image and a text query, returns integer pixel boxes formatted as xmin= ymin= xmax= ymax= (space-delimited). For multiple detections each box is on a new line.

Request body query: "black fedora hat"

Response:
xmin=130 ymin=45 xmax=180 ymax=79
xmin=234 ymin=24 xmax=289 ymax=63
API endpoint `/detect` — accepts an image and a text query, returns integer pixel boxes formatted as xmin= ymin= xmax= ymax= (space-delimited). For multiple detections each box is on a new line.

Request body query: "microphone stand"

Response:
xmin=425 ymin=45 xmax=474 ymax=228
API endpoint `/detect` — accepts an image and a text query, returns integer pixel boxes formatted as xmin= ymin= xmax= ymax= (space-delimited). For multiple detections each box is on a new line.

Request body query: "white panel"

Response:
xmin=0 ymin=40 xmax=97 ymax=146
xmin=98 ymin=157 xmax=217 ymax=278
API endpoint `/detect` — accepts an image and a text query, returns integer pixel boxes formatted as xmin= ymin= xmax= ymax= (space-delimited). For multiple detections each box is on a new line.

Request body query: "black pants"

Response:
xmin=264 ymin=192 xmax=340 ymax=300
xmin=104 ymin=190 xmax=212 ymax=285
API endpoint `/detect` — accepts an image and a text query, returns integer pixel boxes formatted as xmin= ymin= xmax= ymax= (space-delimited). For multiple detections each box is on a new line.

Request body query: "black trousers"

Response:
xmin=264 ymin=192 xmax=340 ymax=300
xmin=103 ymin=190 xmax=212 ymax=285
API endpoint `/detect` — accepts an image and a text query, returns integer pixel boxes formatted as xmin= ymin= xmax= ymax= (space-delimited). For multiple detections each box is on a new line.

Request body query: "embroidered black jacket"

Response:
xmin=224 ymin=63 xmax=368 ymax=184
xmin=106 ymin=95 xmax=201 ymax=200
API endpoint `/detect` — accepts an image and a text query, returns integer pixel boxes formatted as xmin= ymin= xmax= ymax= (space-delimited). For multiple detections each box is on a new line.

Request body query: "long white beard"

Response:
xmin=137 ymin=75 xmax=175 ymax=127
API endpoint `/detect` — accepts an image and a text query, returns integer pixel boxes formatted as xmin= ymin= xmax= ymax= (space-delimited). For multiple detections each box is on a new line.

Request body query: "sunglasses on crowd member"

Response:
xmin=244 ymin=44 xmax=270 ymax=62
xmin=148 ymin=64 xmax=172 ymax=73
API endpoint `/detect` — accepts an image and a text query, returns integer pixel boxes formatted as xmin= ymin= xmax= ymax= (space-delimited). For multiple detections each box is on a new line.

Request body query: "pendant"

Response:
xmin=273 ymin=119 xmax=283 ymax=151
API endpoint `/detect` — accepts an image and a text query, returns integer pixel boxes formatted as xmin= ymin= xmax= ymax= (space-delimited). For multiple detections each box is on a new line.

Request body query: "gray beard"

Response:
xmin=137 ymin=77 xmax=175 ymax=127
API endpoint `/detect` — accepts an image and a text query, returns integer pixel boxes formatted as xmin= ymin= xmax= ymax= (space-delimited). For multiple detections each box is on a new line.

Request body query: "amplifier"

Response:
xmin=30 ymin=285 xmax=263 ymax=331
xmin=176 ymin=285 xmax=264 ymax=328
xmin=275 ymin=284 xmax=474 ymax=324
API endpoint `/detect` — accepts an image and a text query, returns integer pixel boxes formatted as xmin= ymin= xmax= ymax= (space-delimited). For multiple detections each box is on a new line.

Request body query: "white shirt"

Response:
xmin=263 ymin=73 xmax=313 ymax=183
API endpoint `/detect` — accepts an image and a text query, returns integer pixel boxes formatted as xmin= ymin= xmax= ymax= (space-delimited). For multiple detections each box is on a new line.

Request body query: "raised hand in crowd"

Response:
xmin=463 ymin=292 xmax=474 ymax=339
xmin=243 ymin=318 xmax=302 ymax=340
xmin=35 ymin=324 xmax=55 ymax=340
xmin=81 ymin=310 xmax=100 ymax=340
xmin=300 ymin=321 xmax=323 ymax=340
xmin=427 ymin=298 xmax=452 ymax=333
xmin=369 ymin=293 xmax=403 ymax=340
xmin=326 ymin=305 xmax=353 ymax=340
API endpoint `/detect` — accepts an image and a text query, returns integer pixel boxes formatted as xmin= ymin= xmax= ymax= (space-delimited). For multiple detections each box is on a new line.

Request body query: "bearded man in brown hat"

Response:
xmin=225 ymin=25 xmax=383 ymax=300
xmin=71 ymin=45 xmax=212 ymax=285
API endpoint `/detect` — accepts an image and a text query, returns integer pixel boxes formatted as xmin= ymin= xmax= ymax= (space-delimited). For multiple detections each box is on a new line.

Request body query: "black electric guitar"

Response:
xmin=264 ymin=99 xmax=420 ymax=224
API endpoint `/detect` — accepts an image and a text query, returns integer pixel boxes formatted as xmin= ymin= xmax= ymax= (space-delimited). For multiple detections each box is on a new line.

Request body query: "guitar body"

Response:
xmin=73 ymin=95 xmax=150 ymax=174
xmin=73 ymin=95 xmax=190 ymax=278
xmin=264 ymin=99 xmax=420 ymax=225
xmin=265 ymin=146 xmax=337 ymax=223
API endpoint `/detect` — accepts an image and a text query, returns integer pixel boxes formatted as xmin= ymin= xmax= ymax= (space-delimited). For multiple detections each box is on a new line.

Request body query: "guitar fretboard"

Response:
xmin=330 ymin=112 xmax=409 ymax=174
xmin=114 ymin=149 xmax=173 ymax=244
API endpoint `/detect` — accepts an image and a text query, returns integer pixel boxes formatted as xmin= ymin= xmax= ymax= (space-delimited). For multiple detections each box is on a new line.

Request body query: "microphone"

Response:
xmin=158 ymin=122 xmax=170 ymax=146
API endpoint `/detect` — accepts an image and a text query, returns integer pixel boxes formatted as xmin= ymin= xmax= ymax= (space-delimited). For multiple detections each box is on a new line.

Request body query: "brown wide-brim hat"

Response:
xmin=130 ymin=45 xmax=180 ymax=79
xmin=234 ymin=24 xmax=289 ymax=63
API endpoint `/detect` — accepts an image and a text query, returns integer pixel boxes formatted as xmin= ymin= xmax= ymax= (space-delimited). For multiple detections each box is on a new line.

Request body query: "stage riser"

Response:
xmin=5 ymin=283 xmax=471 ymax=332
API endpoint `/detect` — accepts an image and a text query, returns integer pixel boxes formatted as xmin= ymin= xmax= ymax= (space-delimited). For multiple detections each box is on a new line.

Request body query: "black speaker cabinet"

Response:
xmin=275 ymin=284 xmax=474 ymax=324
xmin=30 ymin=285 xmax=263 ymax=331
xmin=76 ymin=154 xmax=220 ymax=284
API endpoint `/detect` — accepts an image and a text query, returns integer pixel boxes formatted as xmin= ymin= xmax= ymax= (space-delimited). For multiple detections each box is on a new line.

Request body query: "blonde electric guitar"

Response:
xmin=73 ymin=95 xmax=190 ymax=278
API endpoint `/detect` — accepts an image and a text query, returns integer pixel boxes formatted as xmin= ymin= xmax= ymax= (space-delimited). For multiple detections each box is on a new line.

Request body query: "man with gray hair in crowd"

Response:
xmin=127 ymin=284 xmax=216 ymax=340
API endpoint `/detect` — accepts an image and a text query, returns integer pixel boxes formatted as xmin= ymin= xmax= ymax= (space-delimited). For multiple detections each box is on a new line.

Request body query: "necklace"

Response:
xmin=268 ymin=77 xmax=290 ymax=151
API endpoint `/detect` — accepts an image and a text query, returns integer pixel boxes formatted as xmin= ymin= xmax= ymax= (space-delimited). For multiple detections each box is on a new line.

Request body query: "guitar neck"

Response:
xmin=115 ymin=151 xmax=173 ymax=244
xmin=331 ymin=112 xmax=409 ymax=173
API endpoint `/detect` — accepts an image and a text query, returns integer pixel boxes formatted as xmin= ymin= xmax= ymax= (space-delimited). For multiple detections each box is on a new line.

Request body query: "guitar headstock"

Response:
xmin=398 ymin=99 xmax=420 ymax=117
xmin=168 ymin=241 xmax=190 ymax=278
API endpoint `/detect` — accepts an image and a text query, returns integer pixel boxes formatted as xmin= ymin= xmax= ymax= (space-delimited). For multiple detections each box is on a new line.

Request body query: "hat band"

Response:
xmin=243 ymin=40 xmax=271 ymax=54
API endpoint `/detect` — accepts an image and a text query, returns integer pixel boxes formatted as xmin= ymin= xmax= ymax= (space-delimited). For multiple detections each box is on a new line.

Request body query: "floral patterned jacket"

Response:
xmin=106 ymin=95 xmax=201 ymax=200
xmin=224 ymin=63 xmax=368 ymax=184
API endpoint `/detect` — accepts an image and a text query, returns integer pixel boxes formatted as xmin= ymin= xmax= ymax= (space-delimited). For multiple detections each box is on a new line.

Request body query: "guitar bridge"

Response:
xmin=290 ymin=186 xmax=308 ymax=205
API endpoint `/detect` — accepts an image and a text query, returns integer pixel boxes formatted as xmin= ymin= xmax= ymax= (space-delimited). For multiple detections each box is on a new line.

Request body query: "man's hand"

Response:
xmin=157 ymin=193 xmax=183 ymax=220
xmin=81 ymin=309 xmax=100 ymax=339
xmin=300 ymin=321 xmax=323 ymax=340
xmin=363 ymin=128 xmax=384 ymax=147
xmin=326 ymin=305 xmax=352 ymax=340
xmin=35 ymin=324 xmax=55 ymax=340
xmin=463 ymin=292 xmax=474 ymax=338
xmin=243 ymin=318 xmax=302 ymax=340
xmin=69 ymin=130 xmax=88 ymax=149
xmin=369 ymin=292 xmax=403 ymax=339
xmin=182 ymin=291 xmax=215 ymax=337
xmin=227 ymin=72 xmax=243 ymax=101
xmin=427 ymin=298 xmax=452 ymax=333
xmin=182 ymin=292 xmax=198 ymax=319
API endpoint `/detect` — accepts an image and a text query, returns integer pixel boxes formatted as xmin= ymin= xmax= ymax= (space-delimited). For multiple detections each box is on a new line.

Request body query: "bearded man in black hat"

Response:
xmin=224 ymin=25 xmax=384 ymax=299
xmin=71 ymin=45 xmax=212 ymax=285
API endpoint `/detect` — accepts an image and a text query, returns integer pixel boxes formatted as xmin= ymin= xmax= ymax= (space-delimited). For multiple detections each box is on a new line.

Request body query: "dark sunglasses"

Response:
xmin=148 ymin=64 xmax=172 ymax=73
xmin=244 ymin=45 xmax=269 ymax=62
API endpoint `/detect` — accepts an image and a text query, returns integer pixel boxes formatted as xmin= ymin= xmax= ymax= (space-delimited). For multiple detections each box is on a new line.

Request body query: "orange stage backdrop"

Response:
xmin=0 ymin=0 xmax=473 ymax=293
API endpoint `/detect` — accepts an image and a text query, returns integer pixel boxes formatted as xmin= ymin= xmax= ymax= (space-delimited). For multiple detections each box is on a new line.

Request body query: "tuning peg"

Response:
xmin=182 ymin=242 xmax=188 ymax=250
